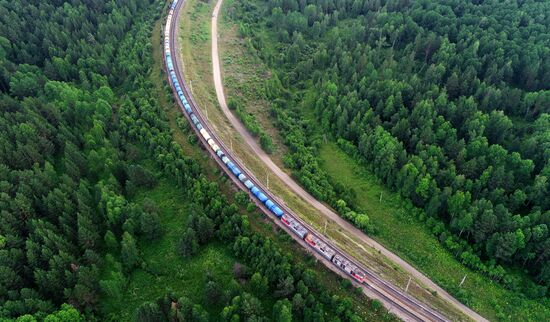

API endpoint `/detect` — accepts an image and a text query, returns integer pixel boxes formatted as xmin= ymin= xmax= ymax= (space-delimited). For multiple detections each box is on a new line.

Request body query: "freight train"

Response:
xmin=164 ymin=0 xmax=366 ymax=284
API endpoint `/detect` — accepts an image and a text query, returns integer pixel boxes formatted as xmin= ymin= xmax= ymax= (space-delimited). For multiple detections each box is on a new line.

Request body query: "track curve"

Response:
xmin=164 ymin=0 xmax=454 ymax=321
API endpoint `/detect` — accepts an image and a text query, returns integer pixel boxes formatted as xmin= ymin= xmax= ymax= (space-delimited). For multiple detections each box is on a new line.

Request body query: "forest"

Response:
xmin=0 ymin=0 xmax=392 ymax=321
xmin=227 ymin=0 xmax=550 ymax=302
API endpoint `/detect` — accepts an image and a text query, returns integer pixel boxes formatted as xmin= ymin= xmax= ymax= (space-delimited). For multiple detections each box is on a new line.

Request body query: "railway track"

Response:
xmin=164 ymin=0 xmax=451 ymax=320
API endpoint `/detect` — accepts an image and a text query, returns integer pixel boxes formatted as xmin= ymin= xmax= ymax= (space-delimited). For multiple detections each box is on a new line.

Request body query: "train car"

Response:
xmin=230 ymin=166 xmax=242 ymax=177
xmin=265 ymin=199 xmax=275 ymax=209
xmin=199 ymin=128 xmax=211 ymax=141
xmin=332 ymin=254 xmax=366 ymax=283
xmin=216 ymin=150 xmax=224 ymax=158
xmin=250 ymin=186 xmax=267 ymax=202
xmin=257 ymin=191 xmax=268 ymax=203
xmin=271 ymin=205 xmax=284 ymax=217
xmin=184 ymin=103 xmax=192 ymax=114
xmin=226 ymin=162 xmax=242 ymax=177
xmin=305 ymin=234 xmax=336 ymax=260
xmin=281 ymin=214 xmax=308 ymax=239
xmin=190 ymin=113 xmax=200 ymax=126
xmin=210 ymin=142 xmax=220 ymax=152
xmin=238 ymin=173 xmax=246 ymax=182
xmin=265 ymin=200 xmax=284 ymax=218
xmin=221 ymin=156 xmax=230 ymax=164
xmin=244 ymin=180 xmax=254 ymax=189
xmin=250 ymin=186 xmax=268 ymax=202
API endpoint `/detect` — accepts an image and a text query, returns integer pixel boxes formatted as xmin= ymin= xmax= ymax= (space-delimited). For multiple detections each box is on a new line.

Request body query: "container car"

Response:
xmin=244 ymin=180 xmax=254 ymax=189
xmin=265 ymin=199 xmax=275 ymax=209
xmin=271 ymin=205 xmax=284 ymax=217
xmin=199 ymin=128 xmax=211 ymax=141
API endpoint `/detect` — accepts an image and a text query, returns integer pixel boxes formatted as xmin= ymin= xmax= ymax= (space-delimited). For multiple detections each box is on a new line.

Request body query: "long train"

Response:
xmin=164 ymin=0 xmax=367 ymax=284
xmin=164 ymin=2 xmax=457 ymax=321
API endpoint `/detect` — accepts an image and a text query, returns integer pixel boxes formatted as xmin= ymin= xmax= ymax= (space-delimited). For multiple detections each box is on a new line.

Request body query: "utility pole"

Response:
xmin=266 ymin=172 xmax=269 ymax=189
xmin=405 ymin=277 xmax=412 ymax=292
xmin=324 ymin=221 xmax=328 ymax=234
xmin=459 ymin=274 xmax=467 ymax=287
xmin=190 ymin=80 xmax=194 ymax=94
xmin=379 ymin=192 xmax=383 ymax=203
xmin=205 ymin=108 xmax=208 ymax=121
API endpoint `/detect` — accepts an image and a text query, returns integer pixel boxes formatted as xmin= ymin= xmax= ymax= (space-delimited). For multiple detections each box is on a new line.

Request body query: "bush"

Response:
xmin=260 ymin=133 xmax=274 ymax=153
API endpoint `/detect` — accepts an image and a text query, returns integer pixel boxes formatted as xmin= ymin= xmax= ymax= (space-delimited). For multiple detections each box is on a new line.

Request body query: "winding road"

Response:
xmin=209 ymin=1 xmax=488 ymax=321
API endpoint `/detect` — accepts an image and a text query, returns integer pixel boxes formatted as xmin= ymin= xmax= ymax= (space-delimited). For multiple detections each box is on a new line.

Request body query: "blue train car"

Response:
xmin=227 ymin=162 xmax=242 ymax=176
xmin=231 ymin=166 xmax=241 ymax=177
xmin=251 ymin=186 xmax=260 ymax=195
xmin=257 ymin=192 xmax=268 ymax=203
xmin=265 ymin=199 xmax=275 ymax=209
xmin=190 ymin=114 xmax=200 ymax=126
xmin=184 ymin=104 xmax=192 ymax=114
xmin=271 ymin=206 xmax=284 ymax=217
xmin=252 ymin=188 xmax=268 ymax=202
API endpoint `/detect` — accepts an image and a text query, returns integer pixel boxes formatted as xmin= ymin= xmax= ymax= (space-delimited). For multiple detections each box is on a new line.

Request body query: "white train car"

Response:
xmin=305 ymin=234 xmax=336 ymax=260
xmin=199 ymin=128 xmax=211 ymax=141
xmin=207 ymin=138 xmax=220 ymax=152
xmin=332 ymin=254 xmax=366 ymax=283
xmin=281 ymin=214 xmax=308 ymax=239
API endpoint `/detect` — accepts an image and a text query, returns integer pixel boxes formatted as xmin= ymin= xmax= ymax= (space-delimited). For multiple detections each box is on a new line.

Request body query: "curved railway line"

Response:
xmin=164 ymin=0 xmax=453 ymax=320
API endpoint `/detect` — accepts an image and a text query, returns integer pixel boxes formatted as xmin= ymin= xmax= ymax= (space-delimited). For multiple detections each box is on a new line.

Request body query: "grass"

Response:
xmin=318 ymin=141 xmax=550 ymax=321
xmin=218 ymin=13 xmax=288 ymax=157
xmin=100 ymin=180 xmax=236 ymax=321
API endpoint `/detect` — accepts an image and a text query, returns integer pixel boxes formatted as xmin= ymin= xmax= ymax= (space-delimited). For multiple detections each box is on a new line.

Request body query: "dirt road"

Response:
xmin=210 ymin=1 xmax=486 ymax=321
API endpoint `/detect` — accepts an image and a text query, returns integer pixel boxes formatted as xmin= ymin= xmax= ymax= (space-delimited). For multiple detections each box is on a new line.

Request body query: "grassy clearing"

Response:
xmin=218 ymin=8 xmax=288 ymax=157
xmin=319 ymin=142 xmax=550 ymax=321
xmin=100 ymin=180 xmax=236 ymax=321
xmin=173 ymin=0 xmax=470 ymax=320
